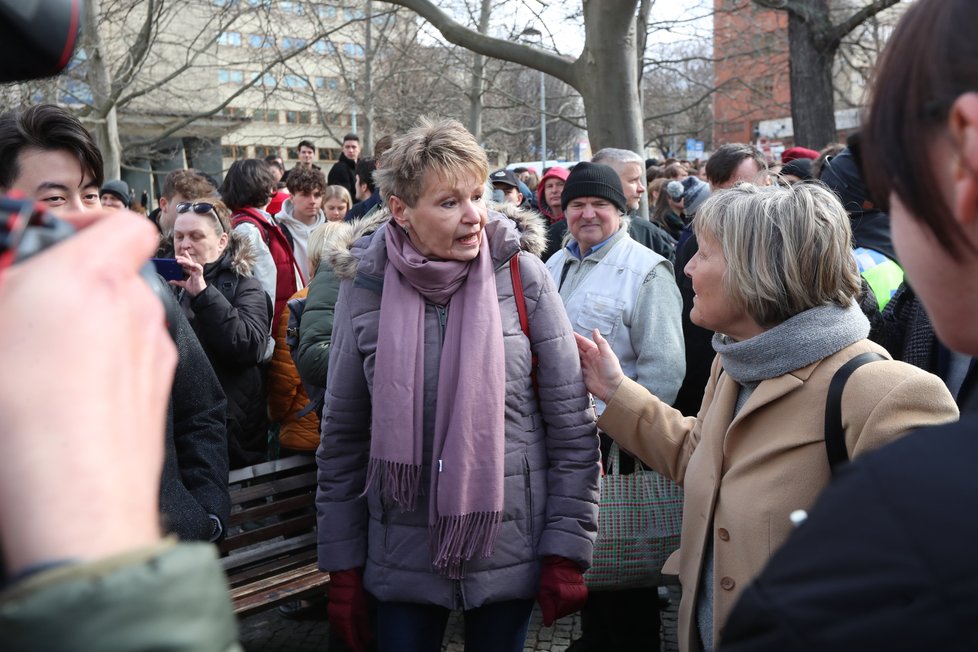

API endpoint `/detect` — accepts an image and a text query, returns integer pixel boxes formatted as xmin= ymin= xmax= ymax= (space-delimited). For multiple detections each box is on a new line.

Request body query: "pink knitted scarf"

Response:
xmin=369 ymin=222 xmax=505 ymax=579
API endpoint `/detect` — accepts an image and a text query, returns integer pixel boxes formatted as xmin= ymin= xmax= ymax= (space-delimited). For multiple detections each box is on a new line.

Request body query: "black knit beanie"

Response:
xmin=560 ymin=161 xmax=626 ymax=213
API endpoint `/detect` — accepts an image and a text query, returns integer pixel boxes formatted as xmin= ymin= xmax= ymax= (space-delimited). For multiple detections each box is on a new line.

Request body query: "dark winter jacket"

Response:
xmin=344 ymin=192 xmax=380 ymax=222
xmin=316 ymin=205 xmax=600 ymax=610
xmin=721 ymin=410 xmax=978 ymax=652
xmin=295 ymin=209 xmax=388 ymax=389
xmin=327 ymin=153 xmax=357 ymax=200
xmin=161 ymin=288 xmax=231 ymax=540
xmin=176 ymin=233 xmax=272 ymax=468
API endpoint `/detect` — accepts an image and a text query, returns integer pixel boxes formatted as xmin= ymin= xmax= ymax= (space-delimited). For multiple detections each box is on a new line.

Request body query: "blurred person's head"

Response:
xmin=342 ymin=133 xmax=361 ymax=163
xmin=862 ymin=0 xmax=978 ymax=354
xmin=375 ymin=118 xmax=489 ymax=262
xmin=687 ymin=183 xmax=860 ymax=339
xmin=354 ymin=157 xmax=377 ymax=202
xmin=297 ymin=140 xmax=316 ymax=166
xmin=307 ymin=220 xmax=346 ymax=277
xmin=264 ymin=154 xmax=285 ymax=184
xmin=705 ymin=144 xmax=769 ymax=189
xmin=172 ymin=199 xmax=232 ymax=266
xmin=489 ymin=168 xmax=523 ymax=205
xmin=285 ymin=165 xmax=326 ymax=224
xmin=219 ymin=159 xmax=275 ymax=211
xmin=323 ymin=185 xmax=352 ymax=222
xmin=0 ymin=104 xmax=104 ymax=216
xmin=373 ymin=135 xmax=393 ymax=163
xmin=592 ymin=148 xmax=646 ymax=211
xmin=560 ymin=161 xmax=627 ymax=255
xmin=100 ymin=179 xmax=130 ymax=211
xmin=159 ymin=169 xmax=216 ymax=234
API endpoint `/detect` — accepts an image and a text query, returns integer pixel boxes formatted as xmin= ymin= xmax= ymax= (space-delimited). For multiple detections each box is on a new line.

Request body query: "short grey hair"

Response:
xmin=693 ymin=183 xmax=861 ymax=328
xmin=592 ymin=148 xmax=644 ymax=172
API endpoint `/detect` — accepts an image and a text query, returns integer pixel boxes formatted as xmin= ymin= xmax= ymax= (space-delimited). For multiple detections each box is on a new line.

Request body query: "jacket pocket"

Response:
xmin=523 ymin=454 xmax=535 ymax=545
xmin=576 ymin=293 xmax=625 ymax=344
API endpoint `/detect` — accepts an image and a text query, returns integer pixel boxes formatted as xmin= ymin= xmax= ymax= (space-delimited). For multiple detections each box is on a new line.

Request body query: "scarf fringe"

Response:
xmin=430 ymin=511 xmax=503 ymax=580
xmin=364 ymin=457 xmax=422 ymax=511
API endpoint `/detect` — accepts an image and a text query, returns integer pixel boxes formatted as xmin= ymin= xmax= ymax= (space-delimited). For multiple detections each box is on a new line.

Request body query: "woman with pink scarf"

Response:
xmin=315 ymin=119 xmax=600 ymax=652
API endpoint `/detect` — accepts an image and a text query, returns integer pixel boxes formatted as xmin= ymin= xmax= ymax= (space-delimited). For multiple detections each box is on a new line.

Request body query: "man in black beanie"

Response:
xmin=545 ymin=161 xmax=685 ymax=652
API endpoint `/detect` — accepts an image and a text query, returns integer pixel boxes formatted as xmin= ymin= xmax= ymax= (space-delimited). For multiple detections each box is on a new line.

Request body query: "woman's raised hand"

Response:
xmin=574 ymin=329 xmax=626 ymax=404
xmin=170 ymin=254 xmax=206 ymax=297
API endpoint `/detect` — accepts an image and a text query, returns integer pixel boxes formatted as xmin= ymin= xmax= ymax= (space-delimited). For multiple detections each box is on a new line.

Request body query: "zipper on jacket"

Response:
xmin=454 ymin=579 xmax=463 ymax=610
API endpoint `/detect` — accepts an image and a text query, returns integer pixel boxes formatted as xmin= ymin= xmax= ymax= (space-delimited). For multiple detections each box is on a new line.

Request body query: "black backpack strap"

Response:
xmin=825 ymin=351 xmax=887 ymax=474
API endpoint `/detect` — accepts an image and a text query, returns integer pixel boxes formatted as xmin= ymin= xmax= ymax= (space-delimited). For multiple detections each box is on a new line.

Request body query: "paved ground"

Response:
xmin=239 ymin=605 xmax=582 ymax=651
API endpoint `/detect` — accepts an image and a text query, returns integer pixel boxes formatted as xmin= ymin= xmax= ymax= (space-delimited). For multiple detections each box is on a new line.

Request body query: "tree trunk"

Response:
xmin=83 ymin=0 xmax=121 ymax=180
xmin=363 ymin=0 xmax=374 ymax=151
xmin=380 ymin=0 xmax=641 ymax=154
xmin=467 ymin=0 xmax=492 ymax=143
xmin=786 ymin=4 xmax=837 ymax=149
xmin=575 ymin=0 xmax=644 ymax=154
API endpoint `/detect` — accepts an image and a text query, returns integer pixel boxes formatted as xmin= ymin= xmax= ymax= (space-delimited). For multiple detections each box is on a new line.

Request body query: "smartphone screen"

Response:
xmin=151 ymin=258 xmax=186 ymax=281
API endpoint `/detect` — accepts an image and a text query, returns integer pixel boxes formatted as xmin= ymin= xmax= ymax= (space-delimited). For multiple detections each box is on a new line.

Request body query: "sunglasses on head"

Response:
xmin=176 ymin=201 xmax=224 ymax=233
xmin=176 ymin=201 xmax=215 ymax=215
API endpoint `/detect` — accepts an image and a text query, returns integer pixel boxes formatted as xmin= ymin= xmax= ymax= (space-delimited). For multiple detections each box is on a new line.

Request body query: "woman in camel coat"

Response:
xmin=576 ymin=183 xmax=959 ymax=651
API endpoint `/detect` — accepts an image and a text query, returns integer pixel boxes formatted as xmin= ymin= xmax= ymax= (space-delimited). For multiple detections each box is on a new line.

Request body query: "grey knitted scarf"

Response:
xmin=712 ymin=301 xmax=870 ymax=385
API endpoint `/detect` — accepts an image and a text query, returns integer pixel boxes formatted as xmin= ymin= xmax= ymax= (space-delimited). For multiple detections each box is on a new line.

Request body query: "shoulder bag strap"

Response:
xmin=510 ymin=253 xmax=539 ymax=399
xmin=825 ymin=351 xmax=887 ymax=474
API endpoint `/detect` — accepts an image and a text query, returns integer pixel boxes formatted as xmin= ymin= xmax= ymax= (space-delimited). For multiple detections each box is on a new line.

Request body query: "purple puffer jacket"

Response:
xmin=315 ymin=206 xmax=600 ymax=610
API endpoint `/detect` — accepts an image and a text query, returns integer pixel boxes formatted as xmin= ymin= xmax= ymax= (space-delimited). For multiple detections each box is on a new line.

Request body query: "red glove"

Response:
xmin=536 ymin=555 xmax=588 ymax=627
xmin=327 ymin=568 xmax=372 ymax=652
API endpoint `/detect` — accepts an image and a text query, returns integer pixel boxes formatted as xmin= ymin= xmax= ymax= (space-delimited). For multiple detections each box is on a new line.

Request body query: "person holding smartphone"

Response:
xmin=170 ymin=199 xmax=272 ymax=468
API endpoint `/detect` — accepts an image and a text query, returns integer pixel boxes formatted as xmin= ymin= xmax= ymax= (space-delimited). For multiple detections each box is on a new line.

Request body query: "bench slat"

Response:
xmin=229 ymin=471 xmax=318 ymax=504
xmin=230 ymin=563 xmax=331 ymax=618
xmin=228 ymin=455 xmax=316 ymax=484
xmin=225 ymin=548 xmax=319 ymax=588
xmin=221 ymin=514 xmax=316 ymax=554
xmin=227 ymin=493 xmax=314 ymax=527
xmin=221 ymin=530 xmax=318 ymax=571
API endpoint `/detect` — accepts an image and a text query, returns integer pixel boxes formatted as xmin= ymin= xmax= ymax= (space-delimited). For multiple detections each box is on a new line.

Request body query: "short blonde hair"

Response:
xmin=373 ymin=118 xmax=489 ymax=207
xmin=693 ymin=183 xmax=861 ymax=327
xmin=307 ymin=221 xmax=346 ymax=277
xmin=323 ymin=184 xmax=352 ymax=211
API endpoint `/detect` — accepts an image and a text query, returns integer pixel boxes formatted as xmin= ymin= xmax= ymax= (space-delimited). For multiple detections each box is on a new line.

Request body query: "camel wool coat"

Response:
xmin=597 ymin=338 xmax=958 ymax=651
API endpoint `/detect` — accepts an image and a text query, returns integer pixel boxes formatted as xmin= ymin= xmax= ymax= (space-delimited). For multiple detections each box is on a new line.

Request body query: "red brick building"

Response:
xmin=712 ymin=0 xmax=790 ymax=150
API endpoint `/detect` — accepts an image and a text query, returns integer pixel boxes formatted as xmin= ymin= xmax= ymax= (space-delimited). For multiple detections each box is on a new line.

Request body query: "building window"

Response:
xmin=252 ymin=72 xmax=276 ymax=87
xmin=283 ymin=75 xmax=310 ymax=88
xmin=281 ymin=36 xmax=308 ymax=50
xmin=248 ymin=34 xmax=274 ymax=48
xmin=343 ymin=43 xmax=366 ymax=58
xmin=254 ymin=145 xmax=281 ymax=158
xmin=280 ymin=1 xmax=304 ymax=15
xmin=253 ymin=108 xmax=279 ymax=123
xmin=313 ymin=39 xmax=337 ymax=55
xmin=221 ymin=144 xmax=242 ymax=158
xmin=318 ymin=147 xmax=340 ymax=162
xmin=218 ymin=69 xmax=245 ymax=85
xmin=218 ymin=31 xmax=241 ymax=46
xmin=285 ymin=111 xmax=312 ymax=125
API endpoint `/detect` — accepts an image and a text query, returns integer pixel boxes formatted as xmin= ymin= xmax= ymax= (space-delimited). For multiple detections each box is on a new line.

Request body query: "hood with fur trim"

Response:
xmin=326 ymin=203 xmax=548 ymax=283
xmin=207 ymin=229 xmax=259 ymax=279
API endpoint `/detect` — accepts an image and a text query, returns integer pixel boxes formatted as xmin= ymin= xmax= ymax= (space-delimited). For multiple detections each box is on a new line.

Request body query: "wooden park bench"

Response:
xmin=219 ymin=454 xmax=330 ymax=617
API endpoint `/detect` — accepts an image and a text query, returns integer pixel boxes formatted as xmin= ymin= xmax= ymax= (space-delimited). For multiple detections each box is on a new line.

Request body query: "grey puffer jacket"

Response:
xmin=315 ymin=205 xmax=600 ymax=610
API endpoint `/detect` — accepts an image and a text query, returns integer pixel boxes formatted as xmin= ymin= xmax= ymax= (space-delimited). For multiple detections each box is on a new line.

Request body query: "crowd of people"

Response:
xmin=2 ymin=1 xmax=978 ymax=650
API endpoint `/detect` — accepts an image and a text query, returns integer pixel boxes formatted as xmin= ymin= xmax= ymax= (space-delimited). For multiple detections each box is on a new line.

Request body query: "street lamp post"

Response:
xmin=520 ymin=27 xmax=546 ymax=174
